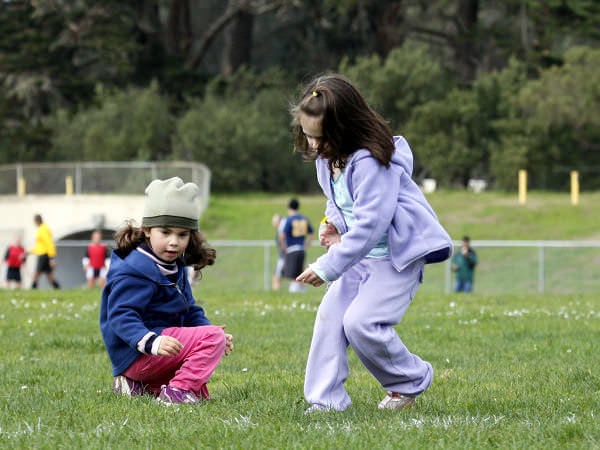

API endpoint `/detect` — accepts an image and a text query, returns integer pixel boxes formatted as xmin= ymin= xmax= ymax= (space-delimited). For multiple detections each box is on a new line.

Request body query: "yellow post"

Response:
xmin=570 ymin=171 xmax=579 ymax=206
xmin=65 ymin=175 xmax=74 ymax=195
xmin=17 ymin=177 xmax=26 ymax=196
xmin=518 ymin=169 xmax=527 ymax=205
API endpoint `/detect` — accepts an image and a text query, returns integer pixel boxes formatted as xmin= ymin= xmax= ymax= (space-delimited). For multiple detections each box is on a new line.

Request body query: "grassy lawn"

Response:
xmin=196 ymin=191 xmax=600 ymax=295
xmin=1 ymin=190 xmax=598 ymax=448
xmin=201 ymin=190 xmax=600 ymax=241
xmin=1 ymin=287 xmax=598 ymax=449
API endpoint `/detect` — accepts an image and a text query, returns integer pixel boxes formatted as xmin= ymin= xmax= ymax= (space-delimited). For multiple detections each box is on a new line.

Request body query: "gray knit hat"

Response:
xmin=141 ymin=177 xmax=200 ymax=230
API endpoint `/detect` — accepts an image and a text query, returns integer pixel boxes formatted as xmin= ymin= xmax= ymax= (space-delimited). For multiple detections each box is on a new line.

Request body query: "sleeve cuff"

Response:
xmin=136 ymin=331 xmax=156 ymax=354
xmin=151 ymin=336 xmax=163 ymax=356
xmin=309 ymin=263 xmax=330 ymax=284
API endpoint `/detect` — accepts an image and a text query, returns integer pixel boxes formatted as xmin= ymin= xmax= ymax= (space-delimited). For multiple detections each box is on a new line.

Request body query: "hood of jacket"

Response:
xmin=390 ymin=136 xmax=414 ymax=175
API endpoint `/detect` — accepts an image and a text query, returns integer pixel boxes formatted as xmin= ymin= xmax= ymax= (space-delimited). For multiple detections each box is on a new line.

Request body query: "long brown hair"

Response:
xmin=291 ymin=74 xmax=394 ymax=171
xmin=114 ymin=220 xmax=216 ymax=272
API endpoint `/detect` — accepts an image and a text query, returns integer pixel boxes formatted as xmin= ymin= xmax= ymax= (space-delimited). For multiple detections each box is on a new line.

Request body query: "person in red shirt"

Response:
xmin=3 ymin=235 xmax=26 ymax=289
xmin=82 ymin=230 xmax=110 ymax=288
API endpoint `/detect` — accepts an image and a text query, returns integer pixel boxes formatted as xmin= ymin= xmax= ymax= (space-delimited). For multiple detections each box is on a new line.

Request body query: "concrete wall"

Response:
xmin=0 ymin=194 xmax=148 ymax=289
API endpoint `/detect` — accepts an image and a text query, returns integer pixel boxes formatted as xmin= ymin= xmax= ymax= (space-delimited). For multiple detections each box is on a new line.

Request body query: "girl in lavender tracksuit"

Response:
xmin=292 ymin=74 xmax=453 ymax=412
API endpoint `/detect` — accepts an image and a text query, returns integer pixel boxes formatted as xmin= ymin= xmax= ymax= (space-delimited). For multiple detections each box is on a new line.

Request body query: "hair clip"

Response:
xmin=312 ymin=91 xmax=319 ymax=97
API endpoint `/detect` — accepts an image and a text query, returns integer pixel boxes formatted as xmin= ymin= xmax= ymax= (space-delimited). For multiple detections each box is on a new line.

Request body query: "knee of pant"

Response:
xmin=207 ymin=325 xmax=226 ymax=346
xmin=342 ymin=313 xmax=370 ymax=344
xmin=190 ymin=325 xmax=226 ymax=352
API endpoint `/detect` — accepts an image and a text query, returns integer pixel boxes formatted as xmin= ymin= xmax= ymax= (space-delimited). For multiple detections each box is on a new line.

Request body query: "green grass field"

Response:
xmin=0 ymin=288 xmax=598 ymax=449
xmin=197 ymin=191 xmax=600 ymax=294
xmin=1 ymin=191 xmax=599 ymax=448
xmin=201 ymin=190 xmax=600 ymax=241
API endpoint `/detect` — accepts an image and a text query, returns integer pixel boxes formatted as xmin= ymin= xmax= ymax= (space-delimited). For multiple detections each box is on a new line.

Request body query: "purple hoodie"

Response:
xmin=313 ymin=136 xmax=452 ymax=282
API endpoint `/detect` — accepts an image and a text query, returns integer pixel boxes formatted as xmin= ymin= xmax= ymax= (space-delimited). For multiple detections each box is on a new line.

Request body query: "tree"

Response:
xmin=510 ymin=46 xmax=600 ymax=189
xmin=340 ymin=42 xmax=450 ymax=131
xmin=221 ymin=8 xmax=254 ymax=76
xmin=47 ymin=81 xmax=173 ymax=162
xmin=173 ymin=68 xmax=315 ymax=192
xmin=405 ymin=57 xmax=529 ymax=187
xmin=388 ymin=0 xmax=481 ymax=84
xmin=0 ymin=0 xmax=142 ymax=159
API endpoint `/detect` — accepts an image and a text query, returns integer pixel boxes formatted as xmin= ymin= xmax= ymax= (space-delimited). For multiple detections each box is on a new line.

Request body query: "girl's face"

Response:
xmin=299 ymin=113 xmax=324 ymax=151
xmin=144 ymin=226 xmax=191 ymax=262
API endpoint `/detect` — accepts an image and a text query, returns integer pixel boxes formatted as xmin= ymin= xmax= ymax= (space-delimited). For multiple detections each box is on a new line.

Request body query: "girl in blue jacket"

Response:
xmin=292 ymin=74 xmax=452 ymax=412
xmin=100 ymin=177 xmax=233 ymax=405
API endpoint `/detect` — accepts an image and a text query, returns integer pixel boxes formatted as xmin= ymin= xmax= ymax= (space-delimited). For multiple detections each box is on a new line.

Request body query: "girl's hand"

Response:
xmin=296 ymin=267 xmax=324 ymax=287
xmin=319 ymin=222 xmax=341 ymax=249
xmin=224 ymin=333 xmax=234 ymax=355
xmin=157 ymin=335 xmax=183 ymax=357
xmin=218 ymin=325 xmax=234 ymax=355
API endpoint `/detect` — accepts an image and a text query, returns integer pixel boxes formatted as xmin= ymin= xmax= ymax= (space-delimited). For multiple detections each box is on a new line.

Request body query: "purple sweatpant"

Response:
xmin=304 ymin=258 xmax=433 ymax=410
xmin=124 ymin=325 xmax=226 ymax=399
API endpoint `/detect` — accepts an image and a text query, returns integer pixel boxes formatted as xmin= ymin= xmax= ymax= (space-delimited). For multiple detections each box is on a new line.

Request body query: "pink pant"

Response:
xmin=123 ymin=325 xmax=226 ymax=399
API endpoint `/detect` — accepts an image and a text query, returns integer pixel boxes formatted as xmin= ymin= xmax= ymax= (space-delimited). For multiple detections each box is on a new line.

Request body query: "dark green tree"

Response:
xmin=47 ymin=81 xmax=173 ymax=162
xmin=494 ymin=46 xmax=600 ymax=190
xmin=173 ymin=68 xmax=315 ymax=192
xmin=0 ymin=0 xmax=141 ymax=160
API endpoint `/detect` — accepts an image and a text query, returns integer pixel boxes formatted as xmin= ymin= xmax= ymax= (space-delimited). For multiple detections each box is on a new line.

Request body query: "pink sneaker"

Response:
xmin=157 ymin=385 xmax=199 ymax=405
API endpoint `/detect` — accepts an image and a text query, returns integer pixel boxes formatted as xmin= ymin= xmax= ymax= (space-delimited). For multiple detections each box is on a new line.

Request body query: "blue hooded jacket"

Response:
xmin=313 ymin=136 xmax=453 ymax=282
xmin=100 ymin=248 xmax=210 ymax=376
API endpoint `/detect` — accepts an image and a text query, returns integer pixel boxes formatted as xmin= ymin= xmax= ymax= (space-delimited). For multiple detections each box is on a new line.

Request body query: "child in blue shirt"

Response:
xmin=100 ymin=177 xmax=233 ymax=404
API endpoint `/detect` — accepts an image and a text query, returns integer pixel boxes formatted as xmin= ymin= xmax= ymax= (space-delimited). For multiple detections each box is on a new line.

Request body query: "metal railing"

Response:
xmin=4 ymin=238 xmax=598 ymax=293
xmin=202 ymin=239 xmax=600 ymax=294
xmin=0 ymin=161 xmax=211 ymax=210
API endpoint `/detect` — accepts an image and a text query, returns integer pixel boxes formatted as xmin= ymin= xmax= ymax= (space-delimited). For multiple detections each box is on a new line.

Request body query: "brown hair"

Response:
xmin=114 ymin=220 xmax=216 ymax=273
xmin=291 ymin=74 xmax=394 ymax=171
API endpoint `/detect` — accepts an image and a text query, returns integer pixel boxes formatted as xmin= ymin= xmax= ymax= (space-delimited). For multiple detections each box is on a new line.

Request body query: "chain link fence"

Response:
xmin=195 ymin=240 xmax=600 ymax=294
xmin=0 ymin=161 xmax=211 ymax=210
xmin=2 ymin=234 xmax=599 ymax=293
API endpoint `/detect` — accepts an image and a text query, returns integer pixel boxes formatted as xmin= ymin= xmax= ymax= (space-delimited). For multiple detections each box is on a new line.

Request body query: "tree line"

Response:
xmin=1 ymin=0 xmax=599 ymax=192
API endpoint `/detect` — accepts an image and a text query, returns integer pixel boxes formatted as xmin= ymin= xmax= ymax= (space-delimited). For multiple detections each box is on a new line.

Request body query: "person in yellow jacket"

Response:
xmin=30 ymin=214 xmax=60 ymax=289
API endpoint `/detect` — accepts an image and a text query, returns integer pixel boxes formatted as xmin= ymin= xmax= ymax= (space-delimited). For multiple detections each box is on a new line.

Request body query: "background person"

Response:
xmin=451 ymin=236 xmax=478 ymax=293
xmin=100 ymin=177 xmax=233 ymax=405
xmin=271 ymin=213 xmax=286 ymax=290
xmin=82 ymin=230 xmax=110 ymax=288
xmin=279 ymin=198 xmax=313 ymax=293
xmin=291 ymin=74 xmax=452 ymax=412
xmin=3 ymin=234 xmax=26 ymax=289
xmin=29 ymin=214 xmax=60 ymax=289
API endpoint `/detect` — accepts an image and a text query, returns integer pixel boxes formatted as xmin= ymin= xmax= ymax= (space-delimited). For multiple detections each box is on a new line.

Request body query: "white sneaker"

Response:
xmin=378 ymin=392 xmax=416 ymax=410
xmin=304 ymin=404 xmax=333 ymax=414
